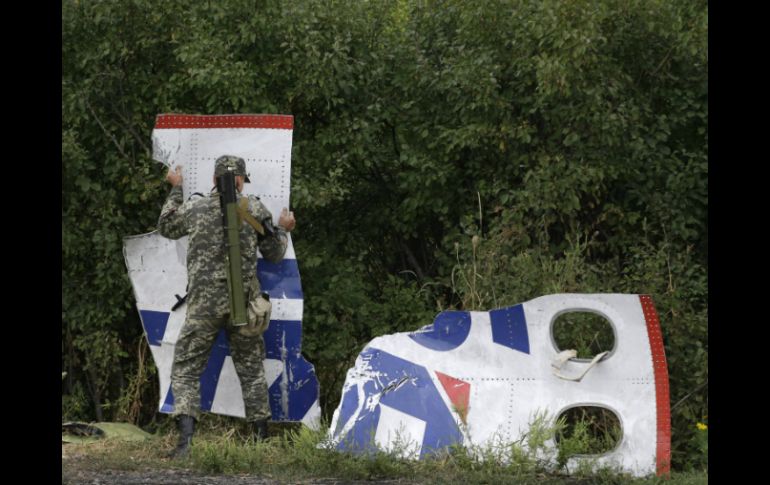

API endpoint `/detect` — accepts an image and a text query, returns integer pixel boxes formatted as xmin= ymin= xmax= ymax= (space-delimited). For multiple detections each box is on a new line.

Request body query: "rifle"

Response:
xmin=171 ymin=293 xmax=186 ymax=311
xmin=169 ymin=194 xmax=273 ymax=314
xmin=215 ymin=170 xmax=248 ymax=326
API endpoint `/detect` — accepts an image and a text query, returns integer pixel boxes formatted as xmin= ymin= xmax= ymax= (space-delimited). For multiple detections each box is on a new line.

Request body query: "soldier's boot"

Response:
xmin=169 ymin=414 xmax=195 ymax=459
xmin=252 ymin=418 xmax=269 ymax=441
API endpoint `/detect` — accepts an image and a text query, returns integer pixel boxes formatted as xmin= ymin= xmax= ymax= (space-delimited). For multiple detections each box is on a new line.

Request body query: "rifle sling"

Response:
xmin=236 ymin=197 xmax=265 ymax=235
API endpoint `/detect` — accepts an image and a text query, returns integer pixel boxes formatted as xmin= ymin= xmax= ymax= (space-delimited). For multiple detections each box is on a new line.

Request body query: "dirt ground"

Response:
xmin=63 ymin=445 xmax=267 ymax=484
xmin=62 ymin=466 xmax=277 ymax=485
xmin=61 ymin=444 xmax=401 ymax=485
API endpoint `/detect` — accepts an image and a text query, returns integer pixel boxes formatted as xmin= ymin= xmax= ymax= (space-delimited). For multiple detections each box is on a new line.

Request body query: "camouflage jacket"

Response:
xmin=157 ymin=185 xmax=288 ymax=318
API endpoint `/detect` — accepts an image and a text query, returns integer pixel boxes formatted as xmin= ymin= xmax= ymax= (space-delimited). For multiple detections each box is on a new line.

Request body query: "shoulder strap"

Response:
xmin=236 ymin=197 xmax=265 ymax=235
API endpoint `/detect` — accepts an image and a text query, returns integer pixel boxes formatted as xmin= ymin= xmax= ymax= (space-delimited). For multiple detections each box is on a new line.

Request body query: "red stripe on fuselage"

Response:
xmin=155 ymin=114 xmax=294 ymax=130
xmin=639 ymin=295 xmax=671 ymax=476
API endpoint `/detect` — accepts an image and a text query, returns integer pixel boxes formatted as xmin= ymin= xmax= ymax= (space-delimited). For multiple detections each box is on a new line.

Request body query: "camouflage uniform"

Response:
xmin=158 ymin=157 xmax=288 ymax=422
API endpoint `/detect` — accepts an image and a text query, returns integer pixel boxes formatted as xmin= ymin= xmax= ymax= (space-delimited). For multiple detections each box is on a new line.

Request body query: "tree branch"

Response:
xmin=109 ymin=103 xmax=151 ymax=156
xmin=400 ymin=241 xmax=425 ymax=280
xmin=671 ymin=379 xmax=708 ymax=411
xmin=85 ymin=97 xmax=133 ymax=163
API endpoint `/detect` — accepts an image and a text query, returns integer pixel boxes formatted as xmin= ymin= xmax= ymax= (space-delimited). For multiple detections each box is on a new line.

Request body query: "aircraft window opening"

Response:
xmin=555 ymin=406 xmax=623 ymax=462
xmin=551 ymin=311 xmax=616 ymax=361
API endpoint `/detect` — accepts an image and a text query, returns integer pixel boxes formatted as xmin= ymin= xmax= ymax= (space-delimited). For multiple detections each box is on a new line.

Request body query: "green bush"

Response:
xmin=63 ymin=0 xmax=706 ymax=470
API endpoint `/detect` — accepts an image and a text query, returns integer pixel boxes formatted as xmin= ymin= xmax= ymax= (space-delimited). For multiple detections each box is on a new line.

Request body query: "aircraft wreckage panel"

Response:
xmin=328 ymin=294 xmax=670 ymax=477
xmin=123 ymin=114 xmax=320 ymax=428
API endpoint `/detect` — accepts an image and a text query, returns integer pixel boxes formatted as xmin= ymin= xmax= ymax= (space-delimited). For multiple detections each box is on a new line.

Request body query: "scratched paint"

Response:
xmin=124 ymin=114 xmax=321 ymax=428
xmin=328 ymin=294 xmax=670 ymax=477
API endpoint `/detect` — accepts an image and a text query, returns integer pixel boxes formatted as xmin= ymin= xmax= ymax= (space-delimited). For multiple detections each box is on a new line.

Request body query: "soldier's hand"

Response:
xmin=278 ymin=208 xmax=296 ymax=232
xmin=166 ymin=165 xmax=183 ymax=187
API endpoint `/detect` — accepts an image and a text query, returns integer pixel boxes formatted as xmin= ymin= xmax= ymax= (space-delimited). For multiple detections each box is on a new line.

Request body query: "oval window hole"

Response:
xmin=552 ymin=311 xmax=615 ymax=360
xmin=556 ymin=406 xmax=622 ymax=462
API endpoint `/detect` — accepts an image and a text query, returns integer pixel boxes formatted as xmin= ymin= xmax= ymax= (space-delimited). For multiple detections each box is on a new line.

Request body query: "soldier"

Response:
xmin=158 ymin=155 xmax=296 ymax=458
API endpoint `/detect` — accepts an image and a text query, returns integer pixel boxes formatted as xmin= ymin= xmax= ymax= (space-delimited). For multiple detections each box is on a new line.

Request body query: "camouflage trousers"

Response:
xmin=170 ymin=316 xmax=271 ymax=422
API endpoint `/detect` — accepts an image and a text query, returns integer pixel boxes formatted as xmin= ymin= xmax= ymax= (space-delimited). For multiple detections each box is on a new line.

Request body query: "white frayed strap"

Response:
xmin=551 ymin=350 xmax=610 ymax=382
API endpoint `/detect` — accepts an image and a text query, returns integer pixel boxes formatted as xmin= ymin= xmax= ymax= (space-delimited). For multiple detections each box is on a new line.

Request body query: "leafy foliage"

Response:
xmin=63 ymin=0 xmax=707 ymax=470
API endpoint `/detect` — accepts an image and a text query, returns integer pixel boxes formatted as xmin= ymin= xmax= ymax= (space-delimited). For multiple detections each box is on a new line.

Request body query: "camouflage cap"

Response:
xmin=214 ymin=155 xmax=250 ymax=183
